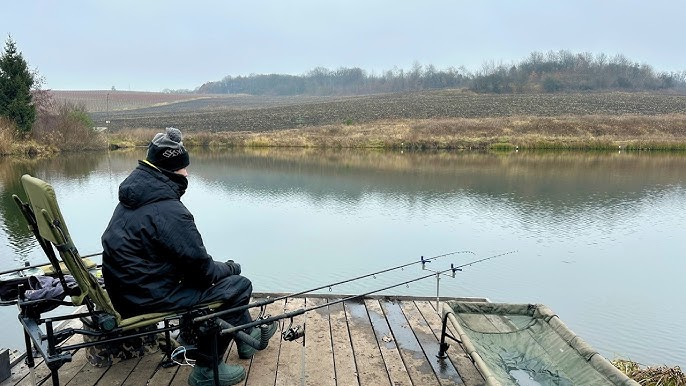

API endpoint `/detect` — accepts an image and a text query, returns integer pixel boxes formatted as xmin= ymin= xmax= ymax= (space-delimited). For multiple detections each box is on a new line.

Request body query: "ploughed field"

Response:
xmin=54 ymin=89 xmax=686 ymax=134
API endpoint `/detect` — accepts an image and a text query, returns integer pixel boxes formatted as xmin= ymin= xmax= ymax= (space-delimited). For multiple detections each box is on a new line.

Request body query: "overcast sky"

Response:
xmin=4 ymin=0 xmax=683 ymax=92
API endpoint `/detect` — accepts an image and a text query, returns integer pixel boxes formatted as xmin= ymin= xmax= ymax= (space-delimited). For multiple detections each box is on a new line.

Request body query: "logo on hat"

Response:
xmin=163 ymin=148 xmax=185 ymax=158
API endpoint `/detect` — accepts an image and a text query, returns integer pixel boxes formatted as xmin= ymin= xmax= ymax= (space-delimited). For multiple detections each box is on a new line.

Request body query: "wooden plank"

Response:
xmin=327 ymin=299 xmax=358 ymax=386
xmin=120 ymin=351 xmax=166 ymax=386
xmin=344 ymin=299 xmax=391 ymax=386
xmin=14 ymin=369 xmax=52 ymax=386
xmin=363 ymin=299 xmax=412 ymax=386
xmin=146 ymin=360 xmax=180 ymax=386
xmin=303 ymin=297 xmax=335 ymax=386
xmin=380 ymin=300 xmax=439 ymax=386
xmin=1 ymin=356 xmax=30 ymax=386
xmin=64 ymin=360 xmax=108 ymax=386
xmin=399 ymin=301 xmax=464 ymax=385
xmin=3 ymin=361 xmax=29 ymax=386
xmin=11 ymin=350 xmax=65 ymax=386
xmin=95 ymin=357 xmax=139 ymax=385
xmin=275 ymin=297 xmax=306 ymax=386
xmin=245 ymin=298 xmax=286 ymax=386
xmin=45 ymin=346 xmax=93 ymax=386
xmin=15 ymin=336 xmax=91 ymax=386
xmin=3 ymin=296 xmax=495 ymax=386
xmin=163 ymin=298 xmax=269 ymax=386
xmin=425 ymin=302 xmax=486 ymax=386
xmin=169 ymin=360 xmax=193 ymax=386
xmin=168 ymin=307 xmax=247 ymax=386
xmin=4 ymin=318 xmax=86 ymax=386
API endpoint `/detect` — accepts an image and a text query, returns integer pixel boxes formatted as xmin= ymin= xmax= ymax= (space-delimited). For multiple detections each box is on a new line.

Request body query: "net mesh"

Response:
xmin=443 ymin=301 xmax=638 ymax=386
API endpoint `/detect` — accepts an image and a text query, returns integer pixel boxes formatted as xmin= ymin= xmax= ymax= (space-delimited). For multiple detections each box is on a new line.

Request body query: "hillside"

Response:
xmin=50 ymin=90 xmax=207 ymax=112
xmin=46 ymin=89 xmax=686 ymax=151
xmin=68 ymin=89 xmax=686 ymax=133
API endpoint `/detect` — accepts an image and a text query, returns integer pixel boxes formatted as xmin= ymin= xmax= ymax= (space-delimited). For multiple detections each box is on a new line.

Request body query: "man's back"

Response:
xmin=102 ymin=163 xmax=223 ymax=317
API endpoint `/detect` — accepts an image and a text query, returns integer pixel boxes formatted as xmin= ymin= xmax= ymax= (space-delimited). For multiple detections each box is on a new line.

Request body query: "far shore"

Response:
xmin=67 ymin=90 xmax=686 ymax=153
xmin=4 ymin=90 xmax=686 ymax=156
xmin=4 ymin=113 xmax=686 ymax=158
xmin=105 ymin=114 xmax=686 ymax=152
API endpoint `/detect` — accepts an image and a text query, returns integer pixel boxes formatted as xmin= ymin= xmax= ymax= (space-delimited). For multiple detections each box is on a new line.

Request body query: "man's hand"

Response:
xmin=225 ymin=260 xmax=241 ymax=276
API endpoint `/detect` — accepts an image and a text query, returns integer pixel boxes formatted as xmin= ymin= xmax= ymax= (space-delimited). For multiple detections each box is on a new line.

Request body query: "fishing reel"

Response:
xmin=283 ymin=325 xmax=305 ymax=341
xmin=282 ymin=317 xmax=305 ymax=341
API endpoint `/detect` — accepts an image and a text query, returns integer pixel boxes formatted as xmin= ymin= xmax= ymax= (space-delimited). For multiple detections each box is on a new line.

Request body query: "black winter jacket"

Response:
xmin=101 ymin=162 xmax=232 ymax=318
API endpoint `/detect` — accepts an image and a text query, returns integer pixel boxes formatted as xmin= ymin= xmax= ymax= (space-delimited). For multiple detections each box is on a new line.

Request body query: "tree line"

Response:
xmin=4 ymin=34 xmax=686 ymax=143
xmin=197 ymin=50 xmax=685 ymax=96
xmin=1 ymin=36 xmax=102 ymax=153
xmin=0 ymin=37 xmax=35 ymax=135
xmin=471 ymin=50 xmax=685 ymax=93
xmin=197 ymin=64 xmax=469 ymax=95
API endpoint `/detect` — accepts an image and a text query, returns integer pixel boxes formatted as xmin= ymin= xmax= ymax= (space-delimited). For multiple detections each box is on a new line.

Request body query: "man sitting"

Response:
xmin=101 ymin=127 xmax=275 ymax=386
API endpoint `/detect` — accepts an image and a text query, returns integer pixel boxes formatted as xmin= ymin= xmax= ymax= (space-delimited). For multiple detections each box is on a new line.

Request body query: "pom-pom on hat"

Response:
xmin=146 ymin=127 xmax=190 ymax=171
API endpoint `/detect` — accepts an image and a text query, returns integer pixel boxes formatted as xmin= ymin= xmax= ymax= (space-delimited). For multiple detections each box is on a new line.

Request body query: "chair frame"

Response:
xmin=12 ymin=174 xmax=229 ymax=386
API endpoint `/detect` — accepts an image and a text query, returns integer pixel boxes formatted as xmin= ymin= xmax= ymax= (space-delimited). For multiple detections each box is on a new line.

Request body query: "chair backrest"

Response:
xmin=19 ymin=174 xmax=122 ymax=323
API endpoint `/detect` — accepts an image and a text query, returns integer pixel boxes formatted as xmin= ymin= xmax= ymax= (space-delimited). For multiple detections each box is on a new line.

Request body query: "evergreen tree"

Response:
xmin=0 ymin=36 xmax=36 ymax=135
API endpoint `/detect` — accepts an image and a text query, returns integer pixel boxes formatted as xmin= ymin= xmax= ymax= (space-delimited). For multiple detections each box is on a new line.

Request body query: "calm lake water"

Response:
xmin=0 ymin=148 xmax=684 ymax=368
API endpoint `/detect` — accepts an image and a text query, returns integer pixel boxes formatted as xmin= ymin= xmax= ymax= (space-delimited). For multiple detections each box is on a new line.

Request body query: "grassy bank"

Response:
xmin=107 ymin=113 xmax=686 ymax=151
xmin=0 ymin=118 xmax=56 ymax=156
xmin=1 ymin=100 xmax=111 ymax=156
xmin=5 ymin=91 xmax=686 ymax=155
xmin=93 ymin=90 xmax=686 ymax=151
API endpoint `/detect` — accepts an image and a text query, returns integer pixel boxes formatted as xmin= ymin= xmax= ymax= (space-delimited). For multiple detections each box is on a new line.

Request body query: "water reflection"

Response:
xmin=0 ymin=148 xmax=685 ymax=369
xmin=193 ymin=148 xmax=684 ymax=205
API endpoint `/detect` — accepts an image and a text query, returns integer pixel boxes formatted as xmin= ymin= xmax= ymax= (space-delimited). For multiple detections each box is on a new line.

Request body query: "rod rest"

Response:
xmin=217 ymin=319 xmax=271 ymax=350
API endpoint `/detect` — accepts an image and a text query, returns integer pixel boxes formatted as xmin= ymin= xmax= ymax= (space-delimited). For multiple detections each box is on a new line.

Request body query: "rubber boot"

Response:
xmin=237 ymin=321 xmax=278 ymax=359
xmin=188 ymin=362 xmax=245 ymax=386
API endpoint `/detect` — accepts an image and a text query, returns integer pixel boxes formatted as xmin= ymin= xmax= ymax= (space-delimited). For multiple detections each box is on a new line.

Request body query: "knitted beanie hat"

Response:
xmin=146 ymin=127 xmax=190 ymax=171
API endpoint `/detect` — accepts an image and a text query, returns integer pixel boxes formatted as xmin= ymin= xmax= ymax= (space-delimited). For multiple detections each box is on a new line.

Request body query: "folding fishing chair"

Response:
xmin=11 ymin=174 xmax=240 ymax=386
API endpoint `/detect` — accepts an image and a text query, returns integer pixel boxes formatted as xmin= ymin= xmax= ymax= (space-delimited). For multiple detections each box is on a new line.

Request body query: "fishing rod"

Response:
xmin=0 ymin=252 xmax=102 ymax=277
xmin=424 ymin=249 xmax=519 ymax=310
xmin=194 ymin=250 xmax=475 ymax=323
xmin=218 ymin=249 xmax=518 ymax=341
xmin=201 ymin=252 xmax=514 ymax=386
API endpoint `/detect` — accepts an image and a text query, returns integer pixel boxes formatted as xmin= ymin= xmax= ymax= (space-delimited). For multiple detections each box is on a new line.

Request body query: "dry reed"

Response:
xmin=157 ymin=114 xmax=686 ymax=151
xmin=0 ymin=117 xmax=15 ymax=155
xmin=613 ymin=359 xmax=685 ymax=386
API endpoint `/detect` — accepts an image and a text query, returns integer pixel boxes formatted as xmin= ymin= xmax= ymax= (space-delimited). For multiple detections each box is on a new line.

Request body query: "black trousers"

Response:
xmin=192 ymin=275 xmax=253 ymax=366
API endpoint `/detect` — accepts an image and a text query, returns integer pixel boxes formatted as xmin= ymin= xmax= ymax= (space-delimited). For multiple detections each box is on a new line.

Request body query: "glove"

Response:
xmin=225 ymin=260 xmax=241 ymax=276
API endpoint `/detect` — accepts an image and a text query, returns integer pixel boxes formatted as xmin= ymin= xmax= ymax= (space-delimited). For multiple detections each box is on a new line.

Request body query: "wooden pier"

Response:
xmin=1 ymin=295 xmax=488 ymax=386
